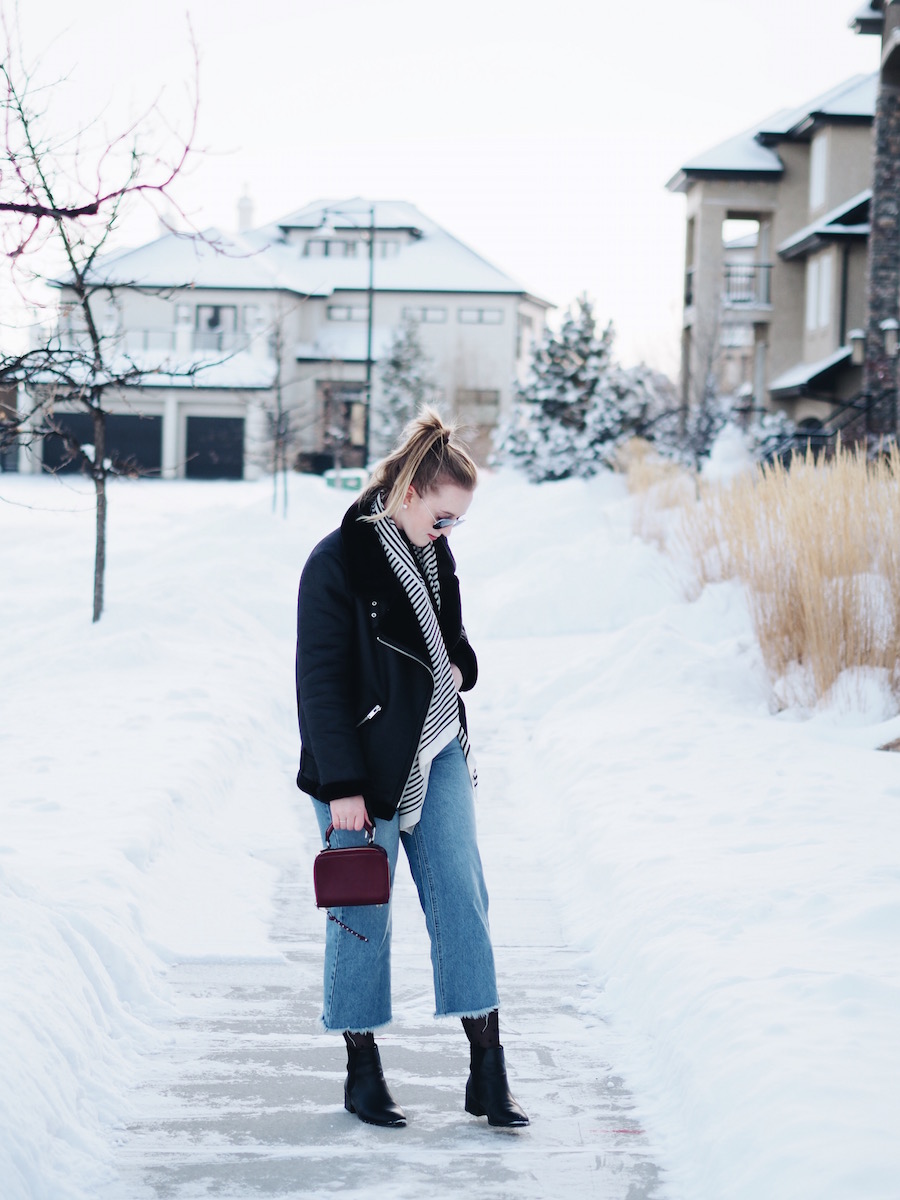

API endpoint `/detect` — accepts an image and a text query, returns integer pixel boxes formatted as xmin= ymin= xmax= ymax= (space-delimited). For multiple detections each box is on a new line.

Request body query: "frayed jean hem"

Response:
xmin=436 ymin=1004 xmax=499 ymax=1021
xmin=320 ymin=1016 xmax=393 ymax=1035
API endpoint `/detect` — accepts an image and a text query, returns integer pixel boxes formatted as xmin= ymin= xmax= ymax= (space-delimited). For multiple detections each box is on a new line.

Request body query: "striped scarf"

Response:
xmin=371 ymin=493 xmax=476 ymax=831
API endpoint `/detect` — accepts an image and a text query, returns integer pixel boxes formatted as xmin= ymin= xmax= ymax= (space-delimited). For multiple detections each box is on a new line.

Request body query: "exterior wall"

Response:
xmin=681 ymin=177 xmax=779 ymax=407
xmin=292 ymin=288 xmax=544 ymax=464
xmin=822 ymin=123 xmax=876 ymax=212
xmin=677 ymin=123 xmax=874 ymax=417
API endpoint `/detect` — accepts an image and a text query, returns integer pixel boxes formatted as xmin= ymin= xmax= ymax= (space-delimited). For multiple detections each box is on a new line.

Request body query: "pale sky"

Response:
xmin=8 ymin=0 xmax=880 ymax=375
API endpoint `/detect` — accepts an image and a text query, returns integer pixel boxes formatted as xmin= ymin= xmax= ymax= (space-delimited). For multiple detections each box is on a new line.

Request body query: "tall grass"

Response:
xmin=622 ymin=440 xmax=900 ymax=710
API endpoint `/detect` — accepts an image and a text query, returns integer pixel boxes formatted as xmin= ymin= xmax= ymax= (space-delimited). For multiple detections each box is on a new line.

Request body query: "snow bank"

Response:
xmin=0 ymin=474 xmax=348 ymax=1198
xmin=2 ymin=466 xmax=898 ymax=1199
xmin=460 ymin=474 xmax=900 ymax=1200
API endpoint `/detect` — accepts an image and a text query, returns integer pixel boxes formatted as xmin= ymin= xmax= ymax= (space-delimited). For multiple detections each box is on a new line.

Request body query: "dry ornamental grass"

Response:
xmin=622 ymin=440 xmax=900 ymax=711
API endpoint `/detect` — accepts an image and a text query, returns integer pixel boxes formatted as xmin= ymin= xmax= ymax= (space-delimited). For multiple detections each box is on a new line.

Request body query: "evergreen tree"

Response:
xmin=372 ymin=316 xmax=435 ymax=457
xmin=494 ymin=296 xmax=672 ymax=481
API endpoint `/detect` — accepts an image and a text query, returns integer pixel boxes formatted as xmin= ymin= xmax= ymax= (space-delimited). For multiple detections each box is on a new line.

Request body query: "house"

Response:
xmin=667 ymin=68 xmax=877 ymax=431
xmin=23 ymin=198 xmax=550 ymax=478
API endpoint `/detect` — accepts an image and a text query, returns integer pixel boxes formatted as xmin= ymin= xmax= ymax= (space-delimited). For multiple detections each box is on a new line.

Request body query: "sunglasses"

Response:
xmin=418 ymin=493 xmax=465 ymax=530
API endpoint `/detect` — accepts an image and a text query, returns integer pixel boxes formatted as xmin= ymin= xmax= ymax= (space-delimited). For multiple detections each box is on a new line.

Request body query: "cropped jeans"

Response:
xmin=312 ymin=738 xmax=499 ymax=1032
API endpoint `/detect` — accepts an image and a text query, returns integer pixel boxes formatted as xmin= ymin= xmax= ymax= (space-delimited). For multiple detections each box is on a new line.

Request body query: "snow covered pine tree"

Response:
xmin=373 ymin=315 xmax=436 ymax=458
xmin=493 ymin=296 xmax=670 ymax=482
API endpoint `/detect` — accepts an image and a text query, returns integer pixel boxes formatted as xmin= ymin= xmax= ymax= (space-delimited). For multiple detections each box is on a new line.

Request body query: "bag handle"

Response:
xmin=323 ymin=821 xmax=376 ymax=850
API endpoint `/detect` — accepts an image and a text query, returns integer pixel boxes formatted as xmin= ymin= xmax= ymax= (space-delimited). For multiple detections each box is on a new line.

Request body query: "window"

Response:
xmin=304 ymin=238 xmax=360 ymax=258
xmin=196 ymin=305 xmax=237 ymax=332
xmin=377 ymin=239 xmax=401 ymax=257
xmin=195 ymin=305 xmax=237 ymax=350
xmin=805 ymin=253 xmax=832 ymax=332
xmin=401 ymin=305 xmax=447 ymax=323
xmin=327 ymin=304 xmax=369 ymax=322
xmin=456 ymin=388 xmax=500 ymax=424
xmin=720 ymin=325 xmax=754 ymax=349
xmin=328 ymin=240 xmax=358 ymax=258
xmin=817 ymin=253 xmax=832 ymax=330
xmin=317 ymin=381 xmax=368 ymax=457
xmin=458 ymin=307 xmax=504 ymax=325
xmin=242 ymin=304 xmax=261 ymax=332
xmin=809 ymin=134 xmax=827 ymax=211
xmin=516 ymin=312 xmax=534 ymax=357
xmin=805 ymin=259 xmax=819 ymax=332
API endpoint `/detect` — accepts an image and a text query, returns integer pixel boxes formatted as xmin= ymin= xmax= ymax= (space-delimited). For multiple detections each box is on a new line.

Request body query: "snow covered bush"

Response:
xmin=492 ymin=297 xmax=675 ymax=482
xmin=494 ymin=296 xmax=794 ymax=482
xmin=649 ymin=390 xmax=796 ymax=471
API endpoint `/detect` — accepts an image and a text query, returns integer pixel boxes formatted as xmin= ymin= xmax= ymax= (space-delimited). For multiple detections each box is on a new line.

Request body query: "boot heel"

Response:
xmin=344 ymin=1089 xmax=356 ymax=1114
xmin=465 ymin=1081 xmax=485 ymax=1116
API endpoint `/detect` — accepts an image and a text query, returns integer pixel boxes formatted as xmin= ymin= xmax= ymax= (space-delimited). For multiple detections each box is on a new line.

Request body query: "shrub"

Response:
xmin=626 ymin=441 xmax=900 ymax=711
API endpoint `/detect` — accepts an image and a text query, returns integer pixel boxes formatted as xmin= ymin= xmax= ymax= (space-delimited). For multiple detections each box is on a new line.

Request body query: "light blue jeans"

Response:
xmin=312 ymin=738 xmax=499 ymax=1032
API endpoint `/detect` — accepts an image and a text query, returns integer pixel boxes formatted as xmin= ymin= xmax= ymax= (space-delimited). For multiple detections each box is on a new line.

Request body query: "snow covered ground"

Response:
xmin=2 ymin=468 xmax=899 ymax=1200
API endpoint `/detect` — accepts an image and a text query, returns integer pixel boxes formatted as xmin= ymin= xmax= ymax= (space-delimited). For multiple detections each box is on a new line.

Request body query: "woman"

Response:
xmin=295 ymin=408 xmax=528 ymax=1129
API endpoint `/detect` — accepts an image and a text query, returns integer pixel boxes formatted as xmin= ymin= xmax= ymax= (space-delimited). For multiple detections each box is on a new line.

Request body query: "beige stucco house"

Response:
xmin=667 ymin=74 xmax=876 ymax=430
xmin=25 ymin=199 xmax=549 ymax=478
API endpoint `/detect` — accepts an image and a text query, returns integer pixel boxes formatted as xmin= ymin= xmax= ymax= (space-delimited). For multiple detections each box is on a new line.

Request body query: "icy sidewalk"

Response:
xmin=99 ymin=716 xmax=665 ymax=1200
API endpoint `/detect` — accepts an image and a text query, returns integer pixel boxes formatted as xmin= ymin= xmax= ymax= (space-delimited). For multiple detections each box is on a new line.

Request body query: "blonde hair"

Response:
xmin=361 ymin=407 xmax=477 ymax=521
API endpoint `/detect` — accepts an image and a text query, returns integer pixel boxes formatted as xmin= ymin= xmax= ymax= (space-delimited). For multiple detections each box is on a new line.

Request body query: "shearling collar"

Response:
xmin=339 ymin=498 xmax=463 ymax=652
xmin=340 ymin=498 xmax=457 ymax=594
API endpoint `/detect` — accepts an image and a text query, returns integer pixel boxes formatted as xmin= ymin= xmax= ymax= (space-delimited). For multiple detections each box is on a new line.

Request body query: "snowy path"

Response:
xmin=99 ymin=710 xmax=665 ymax=1200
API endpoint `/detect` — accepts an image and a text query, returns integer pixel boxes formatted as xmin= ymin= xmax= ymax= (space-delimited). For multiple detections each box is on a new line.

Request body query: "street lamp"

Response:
xmin=317 ymin=203 xmax=376 ymax=466
xmin=879 ymin=317 xmax=899 ymax=361
xmin=848 ymin=328 xmax=867 ymax=367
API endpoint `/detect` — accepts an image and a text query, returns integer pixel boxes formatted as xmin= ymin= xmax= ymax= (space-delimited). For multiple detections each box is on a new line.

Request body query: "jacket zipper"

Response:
xmin=376 ymin=636 xmax=434 ymax=678
xmin=376 ymin=636 xmax=435 ymax=810
xmin=356 ymin=704 xmax=382 ymax=726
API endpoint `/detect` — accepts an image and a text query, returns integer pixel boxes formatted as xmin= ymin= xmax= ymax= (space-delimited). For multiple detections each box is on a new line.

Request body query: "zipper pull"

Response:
xmin=359 ymin=704 xmax=382 ymax=724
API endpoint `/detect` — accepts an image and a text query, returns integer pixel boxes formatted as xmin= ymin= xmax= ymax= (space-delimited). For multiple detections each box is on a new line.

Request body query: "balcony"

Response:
xmin=723 ymin=263 xmax=772 ymax=308
xmin=52 ymin=328 xmax=260 ymax=357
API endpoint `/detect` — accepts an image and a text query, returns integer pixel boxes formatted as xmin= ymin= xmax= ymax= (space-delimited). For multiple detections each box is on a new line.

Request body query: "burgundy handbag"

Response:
xmin=313 ymin=822 xmax=391 ymax=910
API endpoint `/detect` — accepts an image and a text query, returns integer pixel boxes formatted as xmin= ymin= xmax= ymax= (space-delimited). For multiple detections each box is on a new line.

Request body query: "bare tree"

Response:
xmin=0 ymin=12 xmax=205 ymax=621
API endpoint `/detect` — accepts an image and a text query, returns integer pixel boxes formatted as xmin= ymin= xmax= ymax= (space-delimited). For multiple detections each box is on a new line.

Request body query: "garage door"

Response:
xmin=185 ymin=416 xmax=245 ymax=480
xmin=42 ymin=412 xmax=163 ymax=475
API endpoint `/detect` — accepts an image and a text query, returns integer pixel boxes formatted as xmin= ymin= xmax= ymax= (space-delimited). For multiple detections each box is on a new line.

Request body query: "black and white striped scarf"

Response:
xmin=371 ymin=492 xmax=476 ymax=831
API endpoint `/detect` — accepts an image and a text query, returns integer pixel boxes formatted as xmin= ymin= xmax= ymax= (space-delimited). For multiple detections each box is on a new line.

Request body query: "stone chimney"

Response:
xmin=863 ymin=0 xmax=900 ymax=435
xmin=237 ymin=188 xmax=254 ymax=233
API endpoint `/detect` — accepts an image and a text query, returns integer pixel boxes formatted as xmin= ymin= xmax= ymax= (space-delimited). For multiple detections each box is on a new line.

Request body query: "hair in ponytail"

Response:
xmin=360 ymin=407 xmax=477 ymax=522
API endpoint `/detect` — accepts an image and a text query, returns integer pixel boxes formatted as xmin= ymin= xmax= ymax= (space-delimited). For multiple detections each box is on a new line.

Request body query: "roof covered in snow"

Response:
xmin=77 ymin=229 xmax=284 ymax=292
xmin=667 ymin=75 xmax=877 ymax=193
xmin=851 ymin=2 xmax=884 ymax=35
xmin=756 ymin=75 xmax=877 ymax=141
xmin=777 ymin=190 xmax=872 ymax=259
xmin=74 ymin=199 xmax=550 ymax=306
xmin=769 ymin=346 xmax=852 ymax=396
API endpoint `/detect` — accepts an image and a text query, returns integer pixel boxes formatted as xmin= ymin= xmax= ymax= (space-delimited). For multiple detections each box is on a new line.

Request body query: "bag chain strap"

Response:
xmin=327 ymin=911 xmax=369 ymax=942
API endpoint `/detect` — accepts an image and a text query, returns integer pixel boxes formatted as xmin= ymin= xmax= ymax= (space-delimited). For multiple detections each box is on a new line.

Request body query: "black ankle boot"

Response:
xmin=465 ymin=1044 xmax=529 ymax=1127
xmin=344 ymin=1042 xmax=407 ymax=1127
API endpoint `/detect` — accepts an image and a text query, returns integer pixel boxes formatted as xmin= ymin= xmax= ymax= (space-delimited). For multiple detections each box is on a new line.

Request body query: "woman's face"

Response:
xmin=395 ymin=481 xmax=474 ymax=548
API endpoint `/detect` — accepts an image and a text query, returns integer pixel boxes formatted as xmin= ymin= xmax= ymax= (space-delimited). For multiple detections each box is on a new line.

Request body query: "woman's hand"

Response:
xmin=330 ymin=795 xmax=370 ymax=831
xmin=450 ymin=663 xmax=463 ymax=692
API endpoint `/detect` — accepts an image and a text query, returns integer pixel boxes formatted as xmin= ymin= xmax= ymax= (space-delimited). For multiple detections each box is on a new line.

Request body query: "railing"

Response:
xmin=723 ymin=263 xmax=772 ymax=306
xmin=763 ymin=392 xmax=874 ymax=462
xmin=53 ymin=329 xmax=258 ymax=355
